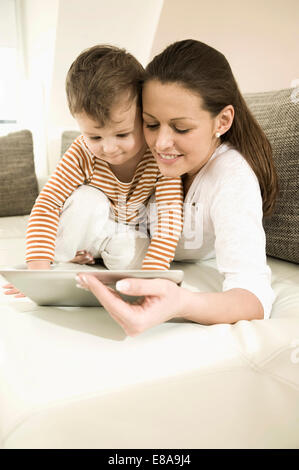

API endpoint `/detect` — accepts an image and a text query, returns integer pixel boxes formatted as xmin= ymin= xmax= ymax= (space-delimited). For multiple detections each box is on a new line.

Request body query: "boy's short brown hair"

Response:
xmin=66 ymin=44 xmax=145 ymax=125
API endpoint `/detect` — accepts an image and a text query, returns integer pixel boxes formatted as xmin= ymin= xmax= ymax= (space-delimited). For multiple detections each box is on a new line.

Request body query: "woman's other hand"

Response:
xmin=76 ymin=274 xmax=191 ymax=336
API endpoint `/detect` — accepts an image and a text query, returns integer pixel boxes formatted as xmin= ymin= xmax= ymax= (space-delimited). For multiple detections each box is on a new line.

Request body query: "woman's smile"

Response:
xmin=156 ymin=152 xmax=184 ymax=162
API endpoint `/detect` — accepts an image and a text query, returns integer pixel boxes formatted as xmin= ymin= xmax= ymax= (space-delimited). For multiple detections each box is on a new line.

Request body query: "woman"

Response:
xmin=76 ymin=39 xmax=279 ymax=335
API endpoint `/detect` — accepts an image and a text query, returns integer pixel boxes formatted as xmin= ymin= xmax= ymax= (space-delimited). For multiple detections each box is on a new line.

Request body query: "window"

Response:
xmin=0 ymin=0 xmax=18 ymax=134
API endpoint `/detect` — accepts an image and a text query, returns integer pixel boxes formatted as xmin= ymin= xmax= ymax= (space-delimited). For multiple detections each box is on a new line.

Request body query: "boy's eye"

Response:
xmin=89 ymin=136 xmax=101 ymax=140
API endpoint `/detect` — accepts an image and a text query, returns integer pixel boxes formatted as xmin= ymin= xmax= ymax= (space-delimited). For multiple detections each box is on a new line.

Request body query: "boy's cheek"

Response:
xmin=82 ymin=137 xmax=93 ymax=153
xmin=87 ymin=142 xmax=100 ymax=155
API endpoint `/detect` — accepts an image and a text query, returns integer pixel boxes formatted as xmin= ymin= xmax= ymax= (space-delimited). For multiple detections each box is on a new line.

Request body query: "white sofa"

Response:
xmin=0 ymin=89 xmax=299 ymax=449
xmin=1 ymin=207 xmax=299 ymax=449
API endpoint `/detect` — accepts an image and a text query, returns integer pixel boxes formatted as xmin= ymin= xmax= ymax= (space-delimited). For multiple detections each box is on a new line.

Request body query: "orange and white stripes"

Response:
xmin=142 ymin=180 xmax=183 ymax=270
xmin=26 ymin=135 xmax=183 ymax=270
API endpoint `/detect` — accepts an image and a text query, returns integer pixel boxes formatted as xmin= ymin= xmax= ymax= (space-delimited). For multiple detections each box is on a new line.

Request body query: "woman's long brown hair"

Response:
xmin=144 ymin=40 xmax=278 ymax=216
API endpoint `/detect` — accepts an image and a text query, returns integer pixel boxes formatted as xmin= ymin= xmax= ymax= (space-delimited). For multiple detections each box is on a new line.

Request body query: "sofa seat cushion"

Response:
xmin=0 ymin=257 xmax=298 ymax=449
xmin=0 ymin=215 xmax=29 ymax=239
xmin=0 ymin=215 xmax=29 ymax=266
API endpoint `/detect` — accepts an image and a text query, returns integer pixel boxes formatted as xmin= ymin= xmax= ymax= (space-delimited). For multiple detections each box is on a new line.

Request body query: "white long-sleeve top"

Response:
xmin=174 ymin=143 xmax=275 ymax=319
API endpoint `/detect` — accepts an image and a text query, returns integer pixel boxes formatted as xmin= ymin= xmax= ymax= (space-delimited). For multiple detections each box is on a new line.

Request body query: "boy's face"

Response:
xmin=75 ymin=97 xmax=146 ymax=169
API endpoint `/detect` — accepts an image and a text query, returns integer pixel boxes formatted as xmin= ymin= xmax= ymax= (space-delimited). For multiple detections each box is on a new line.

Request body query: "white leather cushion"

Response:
xmin=0 ymin=257 xmax=298 ymax=448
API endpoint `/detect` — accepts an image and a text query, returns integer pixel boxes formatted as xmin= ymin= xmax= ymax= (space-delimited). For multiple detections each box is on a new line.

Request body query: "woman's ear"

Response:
xmin=215 ymin=105 xmax=234 ymax=136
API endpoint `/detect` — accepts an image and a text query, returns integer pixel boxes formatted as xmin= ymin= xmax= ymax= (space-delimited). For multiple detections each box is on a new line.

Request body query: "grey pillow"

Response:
xmin=61 ymin=130 xmax=81 ymax=157
xmin=244 ymin=88 xmax=299 ymax=264
xmin=0 ymin=129 xmax=39 ymax=217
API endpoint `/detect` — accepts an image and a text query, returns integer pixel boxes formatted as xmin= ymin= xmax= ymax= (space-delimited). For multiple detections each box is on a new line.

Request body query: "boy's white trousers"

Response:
xmin=54 ymin=185 xmax=150 ymax=270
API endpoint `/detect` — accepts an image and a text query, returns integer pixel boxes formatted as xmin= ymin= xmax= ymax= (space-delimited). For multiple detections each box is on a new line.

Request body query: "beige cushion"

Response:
xmin=60 ymin=131 xmax=80 ymax=157
xmin=0 ymin=130 xmax=38 ymax=217
xmin=244 ymin=88 xmax=299 ymax=264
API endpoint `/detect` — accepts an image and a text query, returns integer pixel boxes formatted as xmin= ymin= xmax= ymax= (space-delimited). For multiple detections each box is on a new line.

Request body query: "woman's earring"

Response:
xmin=215 ymin=132 xmax=221 ymax=138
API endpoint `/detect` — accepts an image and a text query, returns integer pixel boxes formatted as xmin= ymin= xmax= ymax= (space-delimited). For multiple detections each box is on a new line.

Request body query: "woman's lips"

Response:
xmin=156 ymin=152 xmax=183 ymax=163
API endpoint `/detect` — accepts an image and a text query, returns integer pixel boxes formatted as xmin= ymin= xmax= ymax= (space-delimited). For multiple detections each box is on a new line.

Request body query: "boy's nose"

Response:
xmin=102 ymin=139 xmax=118 ymax=154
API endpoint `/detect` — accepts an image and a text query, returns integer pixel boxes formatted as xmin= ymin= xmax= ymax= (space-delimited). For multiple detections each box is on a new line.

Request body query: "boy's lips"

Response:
xmin=102 ymin=153 xmax=123 ymax=160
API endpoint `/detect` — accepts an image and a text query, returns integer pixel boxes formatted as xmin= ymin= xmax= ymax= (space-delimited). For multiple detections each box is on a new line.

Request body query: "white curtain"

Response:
xmin=11 ymin=0 xmax=50 ymax=176
xmin=0 ymin=0 xmax=17 ymax=48
xmin=0 ymin=0 xmax=18 ymax=125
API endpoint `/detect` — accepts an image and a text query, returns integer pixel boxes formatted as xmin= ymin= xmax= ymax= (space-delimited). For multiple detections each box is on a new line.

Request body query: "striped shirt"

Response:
xmin=26 ymin=135 xmax=184 ymax=270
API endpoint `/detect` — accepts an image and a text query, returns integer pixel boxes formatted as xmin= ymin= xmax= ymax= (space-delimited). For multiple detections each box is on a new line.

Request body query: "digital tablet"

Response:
xmin=0 ymin=269 xmax=184 ymax=307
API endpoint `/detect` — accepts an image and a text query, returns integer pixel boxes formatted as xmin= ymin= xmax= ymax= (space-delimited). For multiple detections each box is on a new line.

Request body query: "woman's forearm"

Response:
xmin=180 ymin=288 xmax=264 ymax=324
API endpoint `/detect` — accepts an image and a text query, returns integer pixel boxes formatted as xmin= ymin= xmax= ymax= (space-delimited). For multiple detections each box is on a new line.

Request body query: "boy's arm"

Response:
xmin=26 ymin=138 xmax=90 ymax=265
xmin=142 ymin=177 xmax=184 ymax=270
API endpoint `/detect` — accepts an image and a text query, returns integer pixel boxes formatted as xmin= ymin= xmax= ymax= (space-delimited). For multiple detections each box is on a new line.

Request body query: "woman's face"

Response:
xmin=142 ymin=80 xmax=220 ymax=178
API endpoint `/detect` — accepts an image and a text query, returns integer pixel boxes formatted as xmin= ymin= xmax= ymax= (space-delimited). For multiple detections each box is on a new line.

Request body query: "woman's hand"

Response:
xmin=76 ymin=273 xmax=190 ymax=336
xmin=3 ymin=283 xmax=26 ymax=298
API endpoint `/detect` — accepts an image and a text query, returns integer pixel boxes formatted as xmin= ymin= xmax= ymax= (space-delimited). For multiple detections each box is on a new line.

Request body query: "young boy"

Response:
xmin=25 ymin=45 xmax=183 ymax=271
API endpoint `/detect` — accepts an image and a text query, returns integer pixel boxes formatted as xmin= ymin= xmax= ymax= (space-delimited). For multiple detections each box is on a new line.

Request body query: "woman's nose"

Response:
xmin=155 ymin=127 xmax=174 ymax=151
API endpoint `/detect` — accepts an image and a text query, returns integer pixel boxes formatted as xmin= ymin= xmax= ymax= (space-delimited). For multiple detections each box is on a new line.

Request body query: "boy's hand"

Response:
xmin=70 ymin=250 xmax=95 ymax=265
xmin=27 ymin=260 xmax=51 ymax=270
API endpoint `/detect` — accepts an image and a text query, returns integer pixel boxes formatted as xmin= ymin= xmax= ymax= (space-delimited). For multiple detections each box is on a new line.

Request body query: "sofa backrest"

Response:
xmin=244 ymin=88 xmax=299 ymax=264
xmin=60 ymin=131 xmax=81 ymax=157
xmin=0 ymin=129 xmax=39 ymax=217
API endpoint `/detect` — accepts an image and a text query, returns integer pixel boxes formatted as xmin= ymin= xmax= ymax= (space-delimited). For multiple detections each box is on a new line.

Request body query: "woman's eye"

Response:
xmin=174 ymin=128 xmax=190 ymax=134
xmin=144 ymin=123 xmax=159 ymax=130
xmin=117 ymin=133 xmax=130 ymax=138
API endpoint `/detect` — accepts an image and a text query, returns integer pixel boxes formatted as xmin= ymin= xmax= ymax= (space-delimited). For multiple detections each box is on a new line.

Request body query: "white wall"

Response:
xmin=17 ymin=0 xmax=298 ymax=175
xmin=150 ymin=0 xmax=299 ymax=93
